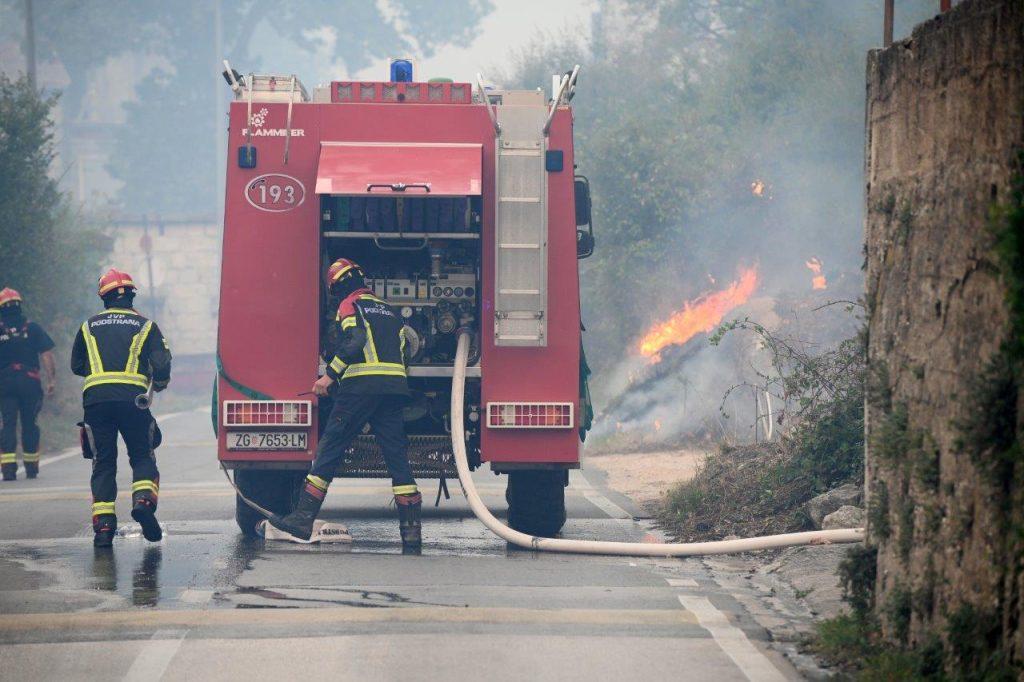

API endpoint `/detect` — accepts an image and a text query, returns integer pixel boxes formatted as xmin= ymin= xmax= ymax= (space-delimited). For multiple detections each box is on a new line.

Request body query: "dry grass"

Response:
xmin=657 ymin=442 xmax=817 ymax=541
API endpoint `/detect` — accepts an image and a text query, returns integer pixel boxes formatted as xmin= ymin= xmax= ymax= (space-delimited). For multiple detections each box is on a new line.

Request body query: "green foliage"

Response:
xmin=883 ymin=583 xmax=913 ymax=645
xmin=839 ymin=544 xmax=878 ymax=618
xmin=990 ymin=151 xmax=1024 ymax=362
xmin=0 ymin=75 xmax=110 ymax=446
xmin=810 ymin=613 xmax=878 ymax=670
xmin=659 ymin=321 xmax=865 ymax=539
xmin=871 ymin=402 xmax=917 ymax=466
xmin=896 ymin=484 xmax=916 ymax=562
xmin=507 ymin=0 xmax=936 ymax=378
xmin=0 ymin=0 xmax=492 ymax=217
xmin=945 ymin=604 xmax=1016 ymax=681
xmin=869 ymin=480 xmax=891 ymax=540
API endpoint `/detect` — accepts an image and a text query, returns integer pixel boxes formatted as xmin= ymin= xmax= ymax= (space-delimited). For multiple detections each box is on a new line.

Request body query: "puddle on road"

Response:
xmin=0 ymin=515 xmax=646 ymax=614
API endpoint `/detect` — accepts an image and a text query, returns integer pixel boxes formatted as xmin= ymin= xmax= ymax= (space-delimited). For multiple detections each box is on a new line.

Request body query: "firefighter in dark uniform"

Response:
xmin=71 ymin=269 xmax=172 ymax=548
xmin=0 ymin=288 xmax=56 ymax=480
xmin=268 ymin=258 xmax=422 ymax=550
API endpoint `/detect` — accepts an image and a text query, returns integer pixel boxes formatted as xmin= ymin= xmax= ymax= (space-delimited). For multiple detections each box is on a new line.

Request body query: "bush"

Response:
xmin=659 ymin=318 xmax=864 ymax=540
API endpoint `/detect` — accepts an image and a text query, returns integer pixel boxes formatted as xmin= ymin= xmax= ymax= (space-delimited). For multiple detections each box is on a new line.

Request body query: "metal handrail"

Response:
xmin=476 ymin=73 xmax=500 ymax=136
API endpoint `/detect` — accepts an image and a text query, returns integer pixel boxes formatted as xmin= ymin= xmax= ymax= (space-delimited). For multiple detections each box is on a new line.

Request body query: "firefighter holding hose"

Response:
xmin=71 ymin=269 xmax=172 ymax=548
xmin=267 ymin=258 xmax=422 ymax=551
xmin=0 ymin=288 xmax=56 ymax=481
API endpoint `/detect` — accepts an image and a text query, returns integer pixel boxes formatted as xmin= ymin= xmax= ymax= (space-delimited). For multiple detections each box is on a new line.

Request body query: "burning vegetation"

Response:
xmin=637 ymin=267 xmax=759 ymax=363
xmin=806 ymin=257 xmax=827 ymax=290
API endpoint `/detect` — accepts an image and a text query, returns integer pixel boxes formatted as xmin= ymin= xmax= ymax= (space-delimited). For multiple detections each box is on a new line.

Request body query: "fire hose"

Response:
xmin=448 ymin=330 xmax=865 ymax=556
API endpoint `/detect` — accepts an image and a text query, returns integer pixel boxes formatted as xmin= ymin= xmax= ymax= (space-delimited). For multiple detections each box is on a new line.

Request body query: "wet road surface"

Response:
xmin=0 ymin=407 xmax=798 ymax=681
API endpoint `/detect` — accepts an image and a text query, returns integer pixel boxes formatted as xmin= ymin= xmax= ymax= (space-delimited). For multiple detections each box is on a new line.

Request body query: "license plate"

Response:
xmin=227 ymin=431 xmax=308 ymax=451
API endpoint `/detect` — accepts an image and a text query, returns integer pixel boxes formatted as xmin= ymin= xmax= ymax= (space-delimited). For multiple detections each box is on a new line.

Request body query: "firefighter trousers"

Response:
xmin=85 ymin=400 xmax=160 ymax=531
xmin=309 ymin=394 xmax=416 ymax=494
xmin=0 ymin=373 xmax=43 ymax=468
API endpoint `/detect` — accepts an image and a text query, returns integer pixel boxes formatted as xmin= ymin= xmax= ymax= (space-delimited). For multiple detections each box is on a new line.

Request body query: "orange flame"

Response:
xmin=638 ymin=267 xmax=759 ymax=362
xmin=805 ymin=257 xmax=827 ymax=290
xmin=751 ymin=180 xmax=766 ymax=197
xmin=654 ymin=419 xmax=662 ymax=431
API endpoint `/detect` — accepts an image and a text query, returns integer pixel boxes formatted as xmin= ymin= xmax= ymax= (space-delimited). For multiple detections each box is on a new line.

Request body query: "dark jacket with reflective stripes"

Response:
xmin=325 ymin=289 xmax=408 ymax=396
xmin=71 ymin=308 xmax=172 ymax=406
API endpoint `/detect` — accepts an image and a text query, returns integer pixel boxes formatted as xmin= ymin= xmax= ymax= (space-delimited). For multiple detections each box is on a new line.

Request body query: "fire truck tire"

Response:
xmin=505 ymin=470 xmax=567 ymax=538
xmin=234 ymin=470 xmax=305 ymax=537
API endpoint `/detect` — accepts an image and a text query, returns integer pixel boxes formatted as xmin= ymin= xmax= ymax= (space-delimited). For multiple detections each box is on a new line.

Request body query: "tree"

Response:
xmin=0 ymin=0 xmax=494 ymax=216
xmin=0 ymin=75 xmax=109 ymax=335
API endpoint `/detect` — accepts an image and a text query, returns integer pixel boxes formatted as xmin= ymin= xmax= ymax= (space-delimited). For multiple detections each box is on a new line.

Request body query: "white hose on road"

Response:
xmin=449 ymin=332 xmax=865 ymax=557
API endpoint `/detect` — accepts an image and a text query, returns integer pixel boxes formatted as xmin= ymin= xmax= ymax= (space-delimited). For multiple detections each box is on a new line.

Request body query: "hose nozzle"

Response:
xmin=136 ymin=383 xmax=154 ymax=410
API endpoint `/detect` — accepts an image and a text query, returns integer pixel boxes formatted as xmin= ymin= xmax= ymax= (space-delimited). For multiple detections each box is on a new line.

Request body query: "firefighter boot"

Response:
xmin=131 ymin=488 xmax=162 ymax=543
xmin=92 ymin=506 xmax=116 ymax=549
xmin=1 ymin=453 xmax=16 ymax=481
xmin=268 ymin=476 xmax=328 ymax=541
xmin=24 ymin=454 xmax=39 ymax=479
xmin=396 ymin=492 xmax=422 ymax=553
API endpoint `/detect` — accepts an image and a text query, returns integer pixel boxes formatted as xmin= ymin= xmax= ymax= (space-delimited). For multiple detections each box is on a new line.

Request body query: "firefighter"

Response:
xmin=268 ymin=258 xmax=421 ymax=550
xmin=71 ymin=269 xmax=172 ymax=548
xmin=0 ymin=288 xmax=56 ymax=481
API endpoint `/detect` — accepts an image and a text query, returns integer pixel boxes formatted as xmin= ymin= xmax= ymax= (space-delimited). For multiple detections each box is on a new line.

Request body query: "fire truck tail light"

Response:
xmin=486 ymin=402 xmax=574 ymax=429
xmin=223 ymin=401 xmax=312 ymax=427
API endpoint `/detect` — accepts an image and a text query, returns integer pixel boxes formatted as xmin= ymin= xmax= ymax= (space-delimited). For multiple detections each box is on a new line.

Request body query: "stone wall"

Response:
xmin=864 ymin=0 xmax=1024 ymax=663
xmin=105 ymin=219 xmax=220 ymax=359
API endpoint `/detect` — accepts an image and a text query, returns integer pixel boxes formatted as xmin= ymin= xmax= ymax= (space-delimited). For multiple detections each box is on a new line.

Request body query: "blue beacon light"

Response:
xmin=390 ymin=59 xmax=413 ymax=83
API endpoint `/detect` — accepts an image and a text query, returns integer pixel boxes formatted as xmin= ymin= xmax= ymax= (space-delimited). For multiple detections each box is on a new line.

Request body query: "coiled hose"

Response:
xmin=449 ymin=331 xmax=865 ymax=557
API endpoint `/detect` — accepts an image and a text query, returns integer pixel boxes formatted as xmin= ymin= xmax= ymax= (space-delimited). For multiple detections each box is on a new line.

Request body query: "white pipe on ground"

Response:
xmin=449 ymin=332 xmax=865 ymax=556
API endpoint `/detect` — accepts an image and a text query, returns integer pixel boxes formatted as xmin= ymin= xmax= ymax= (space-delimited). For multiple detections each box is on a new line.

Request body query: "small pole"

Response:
xmin=24 ymin=0 xmax=36 ymax=88
xmin=883 ymin=0 xmax=894 ymax=47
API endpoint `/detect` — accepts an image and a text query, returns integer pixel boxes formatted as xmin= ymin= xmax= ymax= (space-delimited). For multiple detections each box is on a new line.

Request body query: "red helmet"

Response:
xmin=0 ymin=288 xmax=22 ymax=308
xmin=327 ymin=258 xmax=364 ymax=285
xmin=98 ymin=268 xmax=137 ymax=298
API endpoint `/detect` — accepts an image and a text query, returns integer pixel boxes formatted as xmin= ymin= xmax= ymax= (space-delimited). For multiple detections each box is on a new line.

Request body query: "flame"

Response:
xmin=751 ymin=179 xmax=771 ymax=199
xmin=805 ymin=257 xmax=827 ymax=290
xmin=654 ymin=419 xmax=662 ymax=431
xmin=638 ymin=267 xmax=759 ymax=362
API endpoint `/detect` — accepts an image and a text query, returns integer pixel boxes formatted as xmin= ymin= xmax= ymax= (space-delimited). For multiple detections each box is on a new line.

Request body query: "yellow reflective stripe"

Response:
xmin=400 ymin=326 xmax=406 ymax=358
xmin=363 ymin=317 xmax=379 ymax=364
xmin=331 ymin=264 xmax=356 ymax=281
xmin=126 ymin=320 xmax=154 ymax=374
xmin=329 ymin=356 xmax=346 ymax=373
xmin=91 ymin=501 xmax=116 ymax=515
xmin=0 ymin=453 xmax=16 ymax=464
xmin=83 ymin=372 xmax=150 ymax=390
xmin=341 ymin=362 xmax=406 ymax=379
xmin=392 ymin=484 xmax=418 ymax=496
xmin=340 ymin=316 xmax=357 ymax=330
xmin=132 ymin=480 xmax=159 ymax=494
xmin=103 ymin=308 xmax=137 ymax=315
xmin=22 ymin=452 xmax=39 ymax=463
xmin=306 ymin=475 xmax=330 ymax=492
xmin=82 ymin=322 xmax=104 ymax=373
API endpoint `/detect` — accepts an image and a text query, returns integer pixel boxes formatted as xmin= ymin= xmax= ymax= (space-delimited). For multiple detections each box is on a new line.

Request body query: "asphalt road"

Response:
xmin=0 ymin=407 xmax=799 ymax=681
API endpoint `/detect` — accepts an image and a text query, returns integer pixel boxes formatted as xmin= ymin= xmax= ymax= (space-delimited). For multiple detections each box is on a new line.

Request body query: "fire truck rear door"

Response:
xmin=315 ymin=142 xmax=482 ymax=197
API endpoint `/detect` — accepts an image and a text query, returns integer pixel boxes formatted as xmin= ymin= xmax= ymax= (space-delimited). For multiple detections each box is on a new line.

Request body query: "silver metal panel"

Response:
xmin=494 ymin=106 xmax=548 ymax=347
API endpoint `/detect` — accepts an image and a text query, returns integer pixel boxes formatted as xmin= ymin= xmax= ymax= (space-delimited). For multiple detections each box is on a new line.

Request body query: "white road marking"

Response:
xmin=678 ymin=595 xmax=786 ymax=682
xmin=25 ymin=410 xmax=198 ymax=472
xmin=666 ymin=577 xmax=699 ymax=588
xmin=177 ymin=589 xmax=215 ymax=604
xmin=37 ymin=448 xmax=79 ymax=468
xmin=581 ymin=489 xmax=633 ymax=519
xmin=122 ymin=628 xmax=187 ymax=682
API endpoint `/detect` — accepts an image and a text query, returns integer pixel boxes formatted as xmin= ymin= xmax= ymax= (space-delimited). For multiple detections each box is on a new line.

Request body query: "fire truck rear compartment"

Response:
xmin=320 ymin=194 xmax=483 ymax=479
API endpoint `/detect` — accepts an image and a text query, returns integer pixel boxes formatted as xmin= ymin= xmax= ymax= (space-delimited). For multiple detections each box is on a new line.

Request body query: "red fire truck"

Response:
xmin=215 ymin=62 xmax=594 ymax=538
